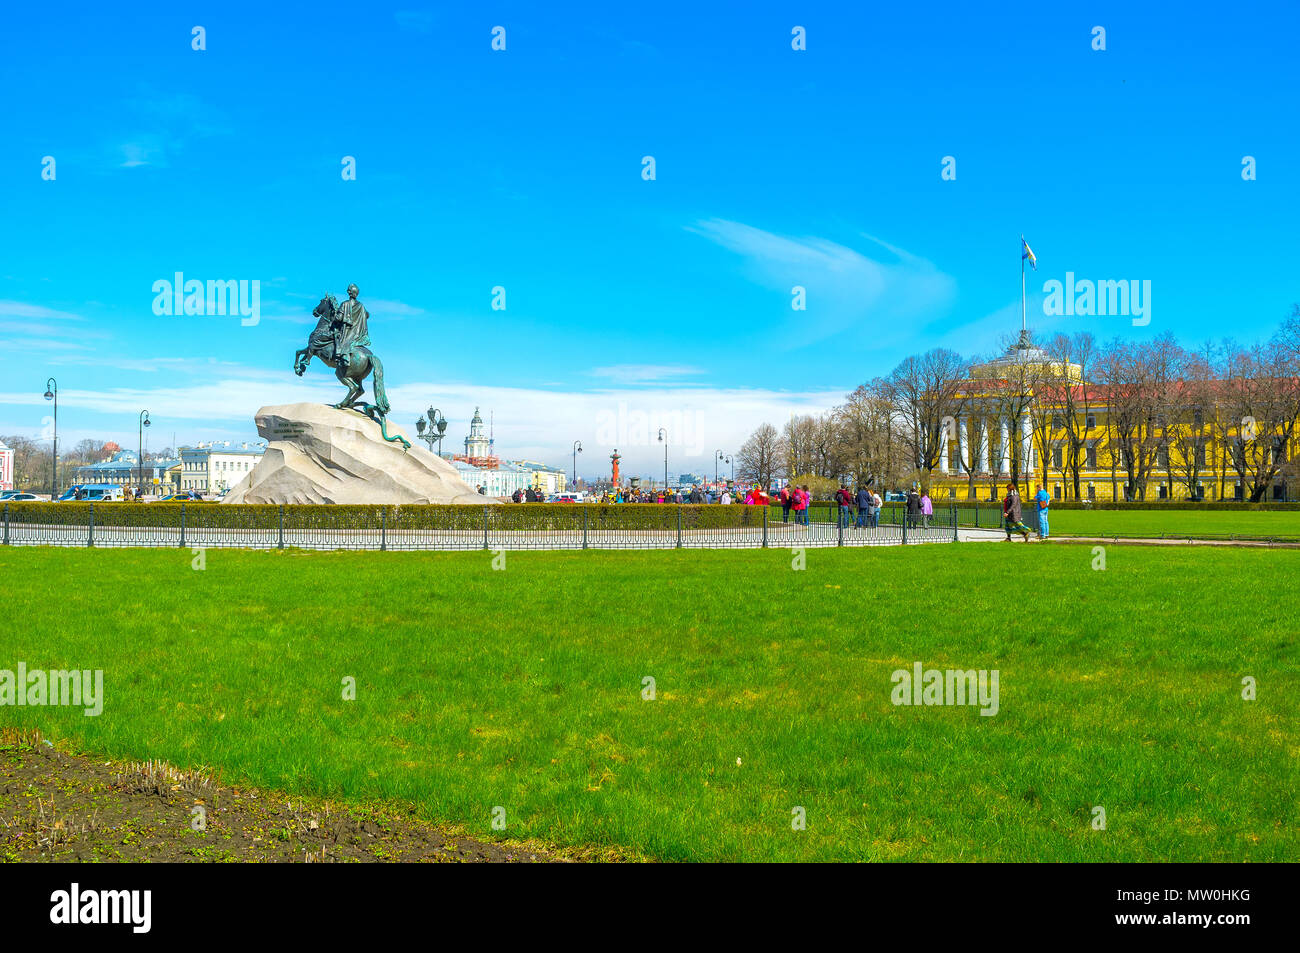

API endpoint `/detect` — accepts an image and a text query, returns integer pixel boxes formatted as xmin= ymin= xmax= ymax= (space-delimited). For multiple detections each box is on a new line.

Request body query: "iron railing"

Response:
xmin=0 ymin=502 xmax=964 ymax=551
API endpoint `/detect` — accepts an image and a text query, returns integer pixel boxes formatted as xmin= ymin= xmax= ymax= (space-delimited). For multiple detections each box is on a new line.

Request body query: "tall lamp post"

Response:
xmin=416 ymin=407 xmax=448 ymax=454
xmin=715 ymin=449 xmax=725 ymax=486
xmin=657 ymin=428 xmax=668 ymax=489
xmin=43 ymin=378 xmax=57 ymax=499
xmin=138 ymin=410 xmax=151 ymax=496
xmin=572 ymin=440 xmax=582 ymax=486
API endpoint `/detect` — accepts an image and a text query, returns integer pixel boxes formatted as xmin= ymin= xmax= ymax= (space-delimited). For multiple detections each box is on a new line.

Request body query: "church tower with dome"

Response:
xmin=464 ymin=407 xmax=493 ymax=459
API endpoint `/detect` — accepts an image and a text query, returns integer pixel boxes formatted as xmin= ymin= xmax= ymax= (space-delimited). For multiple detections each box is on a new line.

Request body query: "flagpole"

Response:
xmin=1020 ymin=237 xmax=1027 ymax=333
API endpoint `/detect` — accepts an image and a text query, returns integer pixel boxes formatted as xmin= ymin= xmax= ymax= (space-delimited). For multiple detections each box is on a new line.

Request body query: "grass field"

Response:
xmin=1 ymin=544 xmax=1295 ymax=861
xmin=777 ymin=503 xmax=1300 ymax=539
xmin=1029 ymin=508 xmax=1300 ymax=539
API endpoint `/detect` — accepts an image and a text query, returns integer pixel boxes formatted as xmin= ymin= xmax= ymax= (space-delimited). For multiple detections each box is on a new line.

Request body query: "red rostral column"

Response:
xmin=610 ymin=449 xmax=621 ymax=486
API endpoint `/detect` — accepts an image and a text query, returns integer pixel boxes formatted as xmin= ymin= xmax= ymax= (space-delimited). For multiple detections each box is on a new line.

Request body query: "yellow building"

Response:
xmin=513 ymin=460 xmax=567 ymax=496
xmin=927 ymin=331 xmax=1294 ymax=503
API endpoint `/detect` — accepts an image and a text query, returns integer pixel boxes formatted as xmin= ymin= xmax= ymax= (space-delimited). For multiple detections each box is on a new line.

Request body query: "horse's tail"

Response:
xmin=369 ymin=353 xmax=391 ymax=416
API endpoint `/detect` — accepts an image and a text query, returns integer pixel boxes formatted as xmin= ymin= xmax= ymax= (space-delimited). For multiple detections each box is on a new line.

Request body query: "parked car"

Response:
xmin=157 ymin=492 xmax=214 ymax=503
xmin=56 ymin=483 xmax=126 ymax=502
xmin=1 ymin=492 xmax=41 ymax=502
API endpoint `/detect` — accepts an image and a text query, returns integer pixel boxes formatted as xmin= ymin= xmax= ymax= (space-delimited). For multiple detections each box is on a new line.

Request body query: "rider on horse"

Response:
xmin=334 ymin=283 xmax=371 ymax=374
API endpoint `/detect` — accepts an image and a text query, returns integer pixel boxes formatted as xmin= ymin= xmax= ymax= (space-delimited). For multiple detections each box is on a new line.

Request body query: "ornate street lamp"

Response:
xmin=138 ymin=410 xmax=151 ymax=496
xmin=715 ymin=449 xmax=726 ymax=486
xmin=415 ymin=408 xmax=447 ymax=453
xmin=43 ymin=378 xmax=57 ymax=499
xmin=420 ymin=407 xmax=447 ymax=455
xmin=573 ymin=440 xmax=583 ymax=485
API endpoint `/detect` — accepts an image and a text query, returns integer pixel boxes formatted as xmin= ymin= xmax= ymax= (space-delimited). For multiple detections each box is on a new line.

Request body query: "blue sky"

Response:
xmin=2 ymin=1 xmax=1297 ymax=479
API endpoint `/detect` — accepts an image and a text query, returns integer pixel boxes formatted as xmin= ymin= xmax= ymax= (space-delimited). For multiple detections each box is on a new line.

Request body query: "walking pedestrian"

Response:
xmin=1002 ymin=483 xmax=1031 ymax=542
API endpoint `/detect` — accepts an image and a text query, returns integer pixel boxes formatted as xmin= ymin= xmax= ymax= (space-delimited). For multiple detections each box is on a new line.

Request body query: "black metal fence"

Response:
xmin=1 ymin=502 xmax=965 ymax=551
xmin=767 ymin=501 xmax=1028 ymax=533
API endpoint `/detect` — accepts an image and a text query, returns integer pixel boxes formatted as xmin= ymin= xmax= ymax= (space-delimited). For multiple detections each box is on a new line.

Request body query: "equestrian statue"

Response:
xmin=293 ymin=283 xmax=410 ymax=449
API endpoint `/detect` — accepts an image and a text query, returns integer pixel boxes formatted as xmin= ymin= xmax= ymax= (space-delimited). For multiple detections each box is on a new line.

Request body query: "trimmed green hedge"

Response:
xmin=2 ymin=501 xmax=773 ymax=531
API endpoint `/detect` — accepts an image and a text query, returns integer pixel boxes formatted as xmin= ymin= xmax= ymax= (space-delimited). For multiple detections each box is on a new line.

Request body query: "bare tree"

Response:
xmin=1096 ymin=337 xmax=1165 ymax=500
xmin=884 ymin=348 xmax=969 ymax=493
xmin=1222 ymin=335 xmax=1300 ymax=501
xmin=736 ymin=423 xmax=780 ymax=488
xmin=1169 ymin=346 xmax=1215 ymax=500
xmin=2 ymin=434 xmax=52 ymax=492
xmin=838 ymin=381 xmax=904 ymax=488
xmin=1043 ymin=332 xmax=1097 ymax=500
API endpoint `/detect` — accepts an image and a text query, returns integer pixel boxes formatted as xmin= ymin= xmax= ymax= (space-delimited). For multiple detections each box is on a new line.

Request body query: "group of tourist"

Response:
xmin=601 ymin=486 xmax=746 ymax=504
xmin=508 ymin=487 xmax=549 ymax=502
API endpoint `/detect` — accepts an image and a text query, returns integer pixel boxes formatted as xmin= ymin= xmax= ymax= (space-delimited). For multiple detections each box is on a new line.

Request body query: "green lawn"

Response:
xmin=773 ymin=502 xmax=1300 ymax=538
xmin=1 ymin=544 xmax=1295 ymax=861
xmin=1033 ymin=508 xmax=1300 ymax=539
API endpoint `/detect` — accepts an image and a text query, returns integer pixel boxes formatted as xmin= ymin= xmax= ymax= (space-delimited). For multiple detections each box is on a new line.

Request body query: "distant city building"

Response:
xmin=449 ymin=460 xmax=531 ymax=498
xmin=179 ymin=441 xmax=266 ymax=494
xmin=679 ymin=472 xmax=705 ymax=485
xmin=70 ymin=449 xmax=181 ymax=492
xmin=0 ymin=439 xmax=14 ymax=491
xmin=443 ymin=406 xmax=568 ymax=497
xmin=513 ymin=460 xmax=567 ymax=495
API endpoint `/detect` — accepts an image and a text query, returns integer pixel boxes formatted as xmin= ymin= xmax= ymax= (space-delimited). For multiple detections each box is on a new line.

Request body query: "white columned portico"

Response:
xmin=957 ymin=417 xmax=968 ymax=473
xmin=999 ymin=418 xmax=1011 ymax=475
xmin=1021 ymin=413 xmax=1033 ymax=474
xmin=977 ymin=419 xmax=989 ymax=474
xmin=938 ymin=422 xmax=950 ymax=474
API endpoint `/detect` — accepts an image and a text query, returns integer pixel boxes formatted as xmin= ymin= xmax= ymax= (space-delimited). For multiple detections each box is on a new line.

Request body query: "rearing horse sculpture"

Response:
xmin=293 ymin=294 xmax=410 ymax=449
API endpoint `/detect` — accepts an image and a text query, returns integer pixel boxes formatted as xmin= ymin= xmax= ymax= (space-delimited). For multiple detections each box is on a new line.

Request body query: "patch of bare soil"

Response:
xmin=0 ymin=730 xmax=556 ymax=863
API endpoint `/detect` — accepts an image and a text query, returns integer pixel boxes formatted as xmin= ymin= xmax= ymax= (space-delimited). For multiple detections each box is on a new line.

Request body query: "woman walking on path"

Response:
xmin=1002 ymin=483 xmax=1032 ymax=542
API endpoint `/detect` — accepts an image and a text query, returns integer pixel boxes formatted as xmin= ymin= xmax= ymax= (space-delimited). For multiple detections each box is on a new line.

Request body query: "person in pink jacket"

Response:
xmin=792 ymin=485 xmax=809 ymax=525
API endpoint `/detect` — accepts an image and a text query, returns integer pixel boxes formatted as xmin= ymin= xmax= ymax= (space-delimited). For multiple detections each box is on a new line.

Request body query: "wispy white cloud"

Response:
xmin=0 ymin=301 xmax=84 ymax=321
xmin=688 ymin=219 xmax=957 ymax=345
xmin=587 ymin=364 xmax=703 ymax=384
xmin=114 ymin=90 xmax=232 ymax=169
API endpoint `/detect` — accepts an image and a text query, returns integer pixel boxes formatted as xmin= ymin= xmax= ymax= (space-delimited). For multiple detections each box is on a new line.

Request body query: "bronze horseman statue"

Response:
xmin=293 ymin=283 xmax=410 ymax=449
